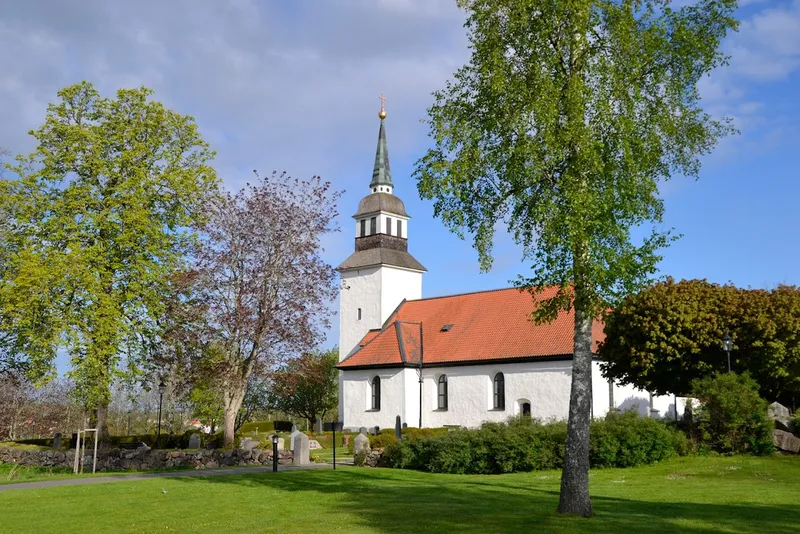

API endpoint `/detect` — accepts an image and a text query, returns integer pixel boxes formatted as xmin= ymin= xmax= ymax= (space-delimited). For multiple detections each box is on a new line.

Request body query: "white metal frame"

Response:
xmin=73 ymin=428 xmax=99 ymax=474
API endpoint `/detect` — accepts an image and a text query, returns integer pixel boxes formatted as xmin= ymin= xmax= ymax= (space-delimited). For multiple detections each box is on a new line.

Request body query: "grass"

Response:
xmin=1 ymin=455 xmax=799 ymax=533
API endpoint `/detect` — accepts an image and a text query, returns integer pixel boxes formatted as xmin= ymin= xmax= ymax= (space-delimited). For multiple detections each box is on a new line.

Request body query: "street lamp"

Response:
xmin=272 ymin=434 xmax=279 ymax=472
xmin=722 ymin=333 xmax=733 ymax=373
xmin=156 ymin=380 xmax=166 ymax=449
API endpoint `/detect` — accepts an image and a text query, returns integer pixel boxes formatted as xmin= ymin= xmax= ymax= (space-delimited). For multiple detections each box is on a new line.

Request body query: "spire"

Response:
xmin=370 ymin=94 xmax=392 ymax=192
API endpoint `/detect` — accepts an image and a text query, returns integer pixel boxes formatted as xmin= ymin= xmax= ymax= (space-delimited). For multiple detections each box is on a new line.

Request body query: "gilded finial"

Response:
xmin=378 ymin=93 xmax=387 ymax=119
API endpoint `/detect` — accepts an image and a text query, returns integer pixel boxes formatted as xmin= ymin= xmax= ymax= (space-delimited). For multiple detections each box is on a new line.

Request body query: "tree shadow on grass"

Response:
xmin=170 ymin=468 xmax=800 ymax=533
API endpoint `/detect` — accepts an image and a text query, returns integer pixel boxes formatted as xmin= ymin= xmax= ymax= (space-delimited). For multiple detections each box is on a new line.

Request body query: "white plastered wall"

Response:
xmin=342 ymin=359 xmax=686 ymax=429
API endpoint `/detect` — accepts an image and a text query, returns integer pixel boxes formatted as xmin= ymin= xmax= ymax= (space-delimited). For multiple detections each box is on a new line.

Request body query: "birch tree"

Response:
xmin=414 ymin=0 xmax=738 ymax=516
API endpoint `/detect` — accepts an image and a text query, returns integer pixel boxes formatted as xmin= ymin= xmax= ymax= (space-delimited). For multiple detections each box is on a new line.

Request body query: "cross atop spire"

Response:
xmin=370 ymin=95 xmax=392 ymax=192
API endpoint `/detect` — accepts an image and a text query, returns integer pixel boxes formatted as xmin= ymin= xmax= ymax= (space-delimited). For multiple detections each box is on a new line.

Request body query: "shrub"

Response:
xmin=384 ymin=413 xmax=686 ymax=475
xmin=369 ymin=433 xmax=397 ymax=449
xmin=239 ymin=421 xmax=275 ymax=434
xmin=590 ymin=410 xmax=686 ymax=467
xmin=791 ymin=411 xmax=800 ymax=435
xmin=691 ymin=372 xmax=775 ymax=455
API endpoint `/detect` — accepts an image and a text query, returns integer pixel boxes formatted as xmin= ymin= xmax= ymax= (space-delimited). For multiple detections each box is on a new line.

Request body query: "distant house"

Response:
xmin=335 ymin=107 xmax=685 ymax=431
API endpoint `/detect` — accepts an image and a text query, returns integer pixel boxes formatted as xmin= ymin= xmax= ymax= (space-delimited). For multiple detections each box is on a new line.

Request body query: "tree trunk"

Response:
xmin=92 ymin=402 xmax=110 ymax=443
xmin=223 ymin=387 xmax=246 ymax=446
xmin=557 ymin=291 xmax=594 ymax=517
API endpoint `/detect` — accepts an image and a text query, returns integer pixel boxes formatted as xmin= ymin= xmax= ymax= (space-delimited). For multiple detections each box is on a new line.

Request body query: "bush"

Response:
xmin=369 ymin=433 xmax=397 ymax=449
xmin=791 ymin=411 xmax=800 ymax=435
xmin=590 ymin=410 xmax=688 ymax=467
xmin=691 ymin=372 xmax=775 ymax=455
xmin=383 ymin=412 xmax=687 ymax=475
xmin=238 ymin=421 xmax=275 ymax=434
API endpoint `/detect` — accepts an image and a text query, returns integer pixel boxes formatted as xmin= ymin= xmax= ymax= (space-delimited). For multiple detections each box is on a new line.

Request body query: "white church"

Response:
xmin=336 ymin=103 xmax=685 ymax=431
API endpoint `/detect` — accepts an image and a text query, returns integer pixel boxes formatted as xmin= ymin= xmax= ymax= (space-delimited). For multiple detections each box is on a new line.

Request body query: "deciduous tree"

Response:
xmin=0 ymin=82 xmax=218 ymax=437
xmin=414 ymin=0 xmax=738 ymax=516
xmin=171 ymin=172 xmax=340 ymax=446
xmin=600 ymin=278 xmax=800 ymax=406
xmin=269 ymin=348 xmax=338 ymax=427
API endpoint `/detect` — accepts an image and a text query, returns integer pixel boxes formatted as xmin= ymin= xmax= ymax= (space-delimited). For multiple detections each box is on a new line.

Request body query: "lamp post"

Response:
xmin=156 ymin=380 xmax=166 ymax=449
xmin=272 ymin=434 xmax=279 ymax=472
xmin=722 ymin=333 xmax=733 ymax=373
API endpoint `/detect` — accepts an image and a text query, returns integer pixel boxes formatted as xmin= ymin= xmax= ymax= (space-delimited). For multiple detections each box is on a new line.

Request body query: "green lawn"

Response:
xmin=1 ymin=456 xmax=799 ymax=533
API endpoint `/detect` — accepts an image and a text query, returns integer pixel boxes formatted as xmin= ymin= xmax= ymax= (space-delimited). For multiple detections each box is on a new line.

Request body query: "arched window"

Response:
xmin=493 ymin=373 xmax=505 ymax=410
xmin=371 ymin=376 xmax=381 ymax=411
xmin=437 ymin=375 xmax=448 ymax=410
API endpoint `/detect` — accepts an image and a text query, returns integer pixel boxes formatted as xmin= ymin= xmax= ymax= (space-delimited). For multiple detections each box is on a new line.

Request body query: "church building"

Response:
xmin=336 ymin=101 xmax=684 ymax=430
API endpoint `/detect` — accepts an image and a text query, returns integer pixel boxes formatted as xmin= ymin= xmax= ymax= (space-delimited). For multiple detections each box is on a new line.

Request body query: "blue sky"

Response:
xmin=1 ymin=0 xmax=798 ymax=364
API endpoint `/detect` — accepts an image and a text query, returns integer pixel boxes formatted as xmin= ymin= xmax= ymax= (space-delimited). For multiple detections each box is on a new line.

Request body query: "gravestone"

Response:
xmin=292 ymin=433 xmax=310 ymax=466
xmin=291 ymin=424 xmax=298 ymax=433
xmin=359 ymin=427 xmax=367 ymax=435
xmin=402 ymin=423 xmax=407 ymax=429
xmin=343 ymin=435 xmax=351 ymax=447
xmin=309 ymin=439 xmax=322 ymax=450
xmin=395 ymin=416 xmax=402 ymax=440
xmin=241 ymin=437 xmax=258 ymax=451
xmin=289 ymin=428 xmax=303 ymax=452
xmin=316 ymin=419 xmax=323 ymax=433
xmin=372 ymin=426 xmax=380 ymax=435
xmin=188 ymin=433 xmax=201 ymax=449
xmin=354 ymin=433 xmax=371 ymax=456
xmin=52 ymin=432 xmax=62 ymax=450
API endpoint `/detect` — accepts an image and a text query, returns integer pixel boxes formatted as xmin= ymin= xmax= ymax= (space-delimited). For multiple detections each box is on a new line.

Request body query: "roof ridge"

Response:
xmin=407 ymin=285 xmax=533 ymax=303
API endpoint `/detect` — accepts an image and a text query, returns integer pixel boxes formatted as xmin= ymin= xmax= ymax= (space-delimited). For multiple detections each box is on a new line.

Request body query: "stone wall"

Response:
xmin=0 ymin=447 xmax=293 ymax=472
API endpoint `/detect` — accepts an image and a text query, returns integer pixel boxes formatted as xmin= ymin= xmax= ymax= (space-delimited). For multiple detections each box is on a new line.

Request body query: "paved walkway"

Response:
xmin=0 ymin=462 xmax=336 ymax=492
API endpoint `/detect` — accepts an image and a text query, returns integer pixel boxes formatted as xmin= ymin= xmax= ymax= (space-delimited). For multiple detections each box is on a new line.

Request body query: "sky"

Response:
xmin=1 ymin=0 xmax=799 ymax=364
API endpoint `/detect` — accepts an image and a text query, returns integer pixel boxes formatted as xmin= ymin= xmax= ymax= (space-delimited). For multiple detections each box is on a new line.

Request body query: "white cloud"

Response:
xmin=729 ymin=0 xmax=800 ymax=80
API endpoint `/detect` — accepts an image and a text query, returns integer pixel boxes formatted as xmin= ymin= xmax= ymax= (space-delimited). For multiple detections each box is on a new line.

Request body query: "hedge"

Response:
xmin=383 ymin=411 xmax=689 ymax=474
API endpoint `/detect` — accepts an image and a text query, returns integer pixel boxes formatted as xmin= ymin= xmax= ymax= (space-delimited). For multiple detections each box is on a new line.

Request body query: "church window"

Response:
xmin=493 ymin=373 xmax=505 ymax=410
xmin=358 ymin=308 xmax=362 ymax=320
xmin=386 ymin=217 xmax=392 ymax=235
xmin=522 ymin=402 xmax=531 ymax=417
xmin=437 ymin=375 xmax=448 ymax=410
xmin=371 ymin=376 xmax=381 ymax=411
xmin=397 ymin=219 xmax=402 ymax=238
xmin=370 ymin=217 xmax=377 ymax=235
xmin=373 ymin=188 xmax=377 ymax=193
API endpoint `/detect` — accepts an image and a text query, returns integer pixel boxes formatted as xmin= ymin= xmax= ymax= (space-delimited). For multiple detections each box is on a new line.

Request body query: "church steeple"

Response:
xmin=370 ymin=94 xmax=393 ymax=194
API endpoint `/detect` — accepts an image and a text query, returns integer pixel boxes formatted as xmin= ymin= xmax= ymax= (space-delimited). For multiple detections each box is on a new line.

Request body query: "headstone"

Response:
xmin=188 ymin=433 xmax=201 ymax=449
xmin=240 ymin=437 xmax=258 ymax=451
xmin=292 ymin=433 xmax=310 ymax=465
xmin=359 ymin=427 xmax=367 ymax=435
xmin=343 ymin=435 xmax=351 ymax=447
xmin=316 ymin=418 xmax=323 ymax=433
xmin=402 ymin=423 xmax=407 ymax=429
xmin=309 ymin=439 xmax=322 ymax=450
xmin=395 ymin=415 xmax=402 ymax=440
xmin=773 ymin=429 xmax=800 ymax=453
xmin=289 ymin=428 xmax=302 ymax=452
xmin=291 ymin=424 xmax=298 ymax=433
xmin=354 ymin=432 xmax=371 ymax=456
xmin=52 ymin=432 xmax=62 ymax=450
xmin=372 ymin=426 xmax=380 ymax=435
xmin=769 ymin=402 xmax=791 ymax=426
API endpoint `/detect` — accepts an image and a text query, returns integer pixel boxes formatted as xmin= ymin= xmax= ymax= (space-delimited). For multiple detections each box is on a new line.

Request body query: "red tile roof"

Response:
xmin=337 ymin=286 xmax=605 ymax=369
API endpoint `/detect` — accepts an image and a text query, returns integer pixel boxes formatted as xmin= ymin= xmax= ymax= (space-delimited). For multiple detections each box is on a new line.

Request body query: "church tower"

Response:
xmin=337 ymin=96 xmax=426 ymax=363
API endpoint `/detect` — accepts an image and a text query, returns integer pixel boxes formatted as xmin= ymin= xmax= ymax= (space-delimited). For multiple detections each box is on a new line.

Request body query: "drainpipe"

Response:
xmin=419 ymin=322 xmax=424 ymax=428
